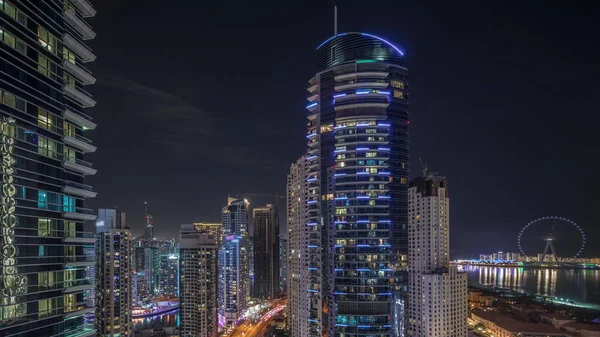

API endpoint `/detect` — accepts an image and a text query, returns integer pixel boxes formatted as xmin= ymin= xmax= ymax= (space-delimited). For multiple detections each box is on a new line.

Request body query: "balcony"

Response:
xmin=63 ymin=60 xmax=95 ymax=85
xmin=63 ymin=280 xmax=94 ymax=294
xmin=63 ymin=207 xmax=97 ymax=221
xmin=64 ymin=8 xmax=95 ymax=40
xmin=334 ymin=81 xmax=389 ymax=92
xmin=334 ymin=72 xmax=389 ymax=81
xmin=335 ymin=102 xmax=389 ymax=111
xmin=64 ymin=109 xmax=96 ymax=130
xmin=64 ymin=305 xmax=95 ymax=319
xmin=69 ymin=0 xmax=96 ymax=18
xmin=63 ymin=158 xmax=97 ymax=175
xmin=63 ymin=181 xmax=97 ymax=198
xmin=63 ymin=34 xmax=96 ymax=62
xmin=63 ymin=85 xmax=96 ymax=107
xmin=64 ymin=260 xmax=94 ymax=268
xmin=63 ymin=235 xmax=95 ymax=244
xmin=63 ymin=134 xmax=96 ymax=153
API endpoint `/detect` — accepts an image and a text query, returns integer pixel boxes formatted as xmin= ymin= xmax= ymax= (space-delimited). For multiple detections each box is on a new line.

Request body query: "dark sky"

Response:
xmin=86 ymin=0 xmax=600 ymax=257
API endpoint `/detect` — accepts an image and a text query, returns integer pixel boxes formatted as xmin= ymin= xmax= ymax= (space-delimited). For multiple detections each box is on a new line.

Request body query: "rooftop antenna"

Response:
xmin=334 ymin=6 xmax=338 ymax=36
xmin=419 ymin=157 xmax=428 ymax=178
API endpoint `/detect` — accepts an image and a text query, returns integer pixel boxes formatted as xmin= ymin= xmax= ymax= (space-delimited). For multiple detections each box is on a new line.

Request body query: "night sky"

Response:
xmin=86 ymin=1 xmax=600 ymax=257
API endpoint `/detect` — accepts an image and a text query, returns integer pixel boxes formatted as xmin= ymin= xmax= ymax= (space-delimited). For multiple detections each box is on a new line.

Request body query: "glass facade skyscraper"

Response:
xmin=252 ymin=204 xmax=279 ymax=300
xmin=290 ymin=32 xmax=409 ymax=337
xmin=0 ymin=0 xmax=97 ymax=336
xmin=218 ymin=198 xmax=250 ymax=326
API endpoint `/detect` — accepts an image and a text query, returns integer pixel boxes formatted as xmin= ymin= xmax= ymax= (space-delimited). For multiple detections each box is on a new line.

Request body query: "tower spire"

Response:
xmin=334 ymin=6 xmax=338 ymax=36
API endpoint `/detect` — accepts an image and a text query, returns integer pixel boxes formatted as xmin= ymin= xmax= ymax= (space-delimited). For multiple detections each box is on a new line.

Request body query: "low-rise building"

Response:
xmin=471 ymin=310 xmax=570 ymax=337
xmin=539 ymin=312 xmax=575 ymax=328
xmin=562 ymin=322 xmax=600 ymax=337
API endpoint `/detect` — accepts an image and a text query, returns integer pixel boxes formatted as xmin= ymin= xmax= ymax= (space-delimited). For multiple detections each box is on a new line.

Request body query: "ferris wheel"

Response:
xmin=517 ymin=216 xmax=585 ymax=260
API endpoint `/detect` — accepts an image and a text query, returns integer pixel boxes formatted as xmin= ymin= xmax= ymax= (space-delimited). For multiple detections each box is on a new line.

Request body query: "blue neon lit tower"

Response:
xmin=301 ymin=32 xmax=409 ymax=337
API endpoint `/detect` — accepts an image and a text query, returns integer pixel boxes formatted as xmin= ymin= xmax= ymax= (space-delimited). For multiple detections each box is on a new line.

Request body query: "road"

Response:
xmin=228 ymin=299 xmax=286 ymax=337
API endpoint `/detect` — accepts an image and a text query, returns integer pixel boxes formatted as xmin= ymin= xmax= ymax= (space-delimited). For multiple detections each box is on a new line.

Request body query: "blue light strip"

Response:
xmin=334 ymin=220 xmax=347 ymax=223
xmin=307 ymin=222 xmax=318 ymax=226
xmin=357 ymin=172 xmax=369 ymax=175
xmin=333 ymin=149 xmax=346 ymax=153
xmin=378 ymin=172 xmax=391 ymax=175
xmin=356 ymin=90 xmax=370 ymax=94
xmin=378 ymin=196 xmax=391 ymax=199
xmin=356 ymin=244 xmax=370 ymax=247
xmin=308 ymin=289 xmax=318 ymax=293
xmin=357 ymin=196 xmax=370 ymax=199
xmin=357 ymin=268 xmax=370 ymax=271
xmin=316 ymin=32 xmax=348 ymax=49
xmin=378 ymin=91 xmax=390 ymax=95
xmin=334 ymin=268 xmax=343 ymax=271
xmin=333 ymin=93 xmax=346 ymax=98
xmin=378 ymin=147 xmax=390 ymax=151
xmin=306 ymin=133 xmax=317 ymax=138
xmin=378 ymin=123 xmax=390 ymax=127
xmin=306 ymin=178 xmax=317 ymax=182
xmin=306 ymin=155 xmax=317 ymax=160
xmin=379 ymin=220 xmax=391 ymax=223
xmin=307 ymin=245 xmax=318 ymax=248
xmin=308 ymin=267 xmax=318 ymax=270
xmin=361 ymin=33 xmax=405 ymax=56
xmin=334 ymin=173 xmax=346 ymax=177
xmin=356 ymin=147 xmax=369 ymax=151
xmin=306 ymin=102 xmax=318 ymax=109
xmin=357 ymin=220 xmax=370 ymax=223
xmin=307 ymin=200 xmax=317 ymax=204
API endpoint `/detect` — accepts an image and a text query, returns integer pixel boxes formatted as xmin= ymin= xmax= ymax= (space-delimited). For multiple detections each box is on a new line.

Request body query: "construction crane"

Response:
xmin=419 ymin=157 xmax=428 ymax=178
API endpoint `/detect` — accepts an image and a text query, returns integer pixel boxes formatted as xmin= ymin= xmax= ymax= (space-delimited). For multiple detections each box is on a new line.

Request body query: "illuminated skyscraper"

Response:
xmin=287 ymin=156 xmax=308 ymax=337
xmin=96 ymin=209 xmax=133 ymax=336
xmin=144 ymin=201 xmax=154 ymax=240
xmin=159 ymin=253 xmax=179 ymax=296
xmin=252 ymin=204 xmax=280 ymax=300
xmin=407 ymin=176 xmax=467 ymax=337
xmin=291 ymin=32 xmax=409 ymax=336
xmin=218 ymin=198 xmax=250 ymax=325
xmin=0 ymin=0 xmax=98 ymax=336
xmin=193 ymin=222 xmax=223 ymax=244
xmin=179 ymin=224 xmax=218 ymax=337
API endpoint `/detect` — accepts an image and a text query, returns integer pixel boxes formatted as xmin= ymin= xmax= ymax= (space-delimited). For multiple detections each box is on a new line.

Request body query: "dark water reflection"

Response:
xmin=133 ymin=310 xmax=179 ymax=333
xmin=465 ymin=266 xmax=600 ymax=303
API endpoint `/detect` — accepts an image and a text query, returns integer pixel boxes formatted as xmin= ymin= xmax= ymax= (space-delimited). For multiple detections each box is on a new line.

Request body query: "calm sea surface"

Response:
xmin=465 ymin=266 xmax=600 ymax=304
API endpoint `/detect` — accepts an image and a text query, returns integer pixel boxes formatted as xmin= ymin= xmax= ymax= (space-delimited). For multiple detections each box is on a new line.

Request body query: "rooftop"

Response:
xmin=562 ymin=321 xmax=600 ymax=332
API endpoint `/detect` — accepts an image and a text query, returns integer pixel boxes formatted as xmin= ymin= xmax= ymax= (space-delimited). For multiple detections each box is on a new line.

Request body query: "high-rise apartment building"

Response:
xmin=179 ymin=224 xmax=218 ymax=337
xmin=286 ymin=157 xmax=308 ymax=337
xmin=280 ymin=237 xmax=287 ymax=294
xmin=252 ymin=204 xmax=280 ymax=299
xmin=407 ymin=176 xmax=467 ymax=337
xmin=159 ymin=253 xmax=179 ymax=296
xmin=218 ymin=198 xmax=250 ymax=325
xmin=144 ymin=202 xmax=153 ymax=240
xmin=0 ymin=1 xmax=98 ymax=336
xmin=95 ymin=209 xmax=133 ymax=336
xmin=193 ymin=222 xmax=222 ymax=244
xmin=288 ymin=32 xmax=409 ymax=336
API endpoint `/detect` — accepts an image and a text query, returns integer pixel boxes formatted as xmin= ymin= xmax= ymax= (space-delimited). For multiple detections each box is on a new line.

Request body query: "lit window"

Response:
xmin=63 ymin=73 xmax=76 ymax=88
xmin=339 ymin=162 xmax=346 ymax=168
xmin=368 ymin=200 xmax=376 ymax=206
xmin=38 ymin=136 xmax=59 ymax=159
xmin=394 ymin=90 xmax=404 ymax=99
xmin=0 ymin=89 xmax=26 ymax=112
xmin=38 ymin=218 xmax=51 ymax=236
xmin=37 ymin=26 xmax=57 ymax=53
xmin=366 ymin=129 xmax=377 ymax=134
xmin=336 ymin=208 xmax=347 ymax=215
xmin=63 ymin=46 xmax=76 ymax=64
xmin=391 ymin=80 xmax=405 ymax=89
xmin=327 ymin=194 xmax=334 ymax=201
xmin=64 ymin=146 xmax=76 ymax=163
xmin=366 ymin=152 xmax=377 ymax=158
xmin=63 ymin=121 xmax=77 ymax=137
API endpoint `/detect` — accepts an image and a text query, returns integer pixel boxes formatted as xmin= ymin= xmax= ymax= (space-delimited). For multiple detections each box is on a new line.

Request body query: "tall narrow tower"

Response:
xmin=291 ymin=32 xmax=409 ymax=336
xmin=218 ymin=198 xmax=250 ymax=325
xmin=144 ymin=201 xmax=154 ymax=240
xmin=253 ymin=204 xmax=280 ymax=299
xmin=179 ymin=224 xmax=218 ymax=337
xmin=96 ymin=209 xmax=133 ymax=336
xmin=407 ymin=176 xmax=467 ymax=337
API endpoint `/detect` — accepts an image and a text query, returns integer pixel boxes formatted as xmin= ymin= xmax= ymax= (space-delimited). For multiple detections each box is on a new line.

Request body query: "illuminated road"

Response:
xmin=228 ymin=299 xmax=286 ymax=337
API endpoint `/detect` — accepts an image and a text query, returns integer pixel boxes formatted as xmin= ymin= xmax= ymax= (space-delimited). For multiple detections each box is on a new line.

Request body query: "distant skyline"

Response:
xmin=87 ymin=0 xmax=600 ymax=257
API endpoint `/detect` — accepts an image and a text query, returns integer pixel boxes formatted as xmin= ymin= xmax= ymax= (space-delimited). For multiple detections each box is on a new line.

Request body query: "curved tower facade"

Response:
xmin=302 ymin=32 xmax=409 ymax=337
